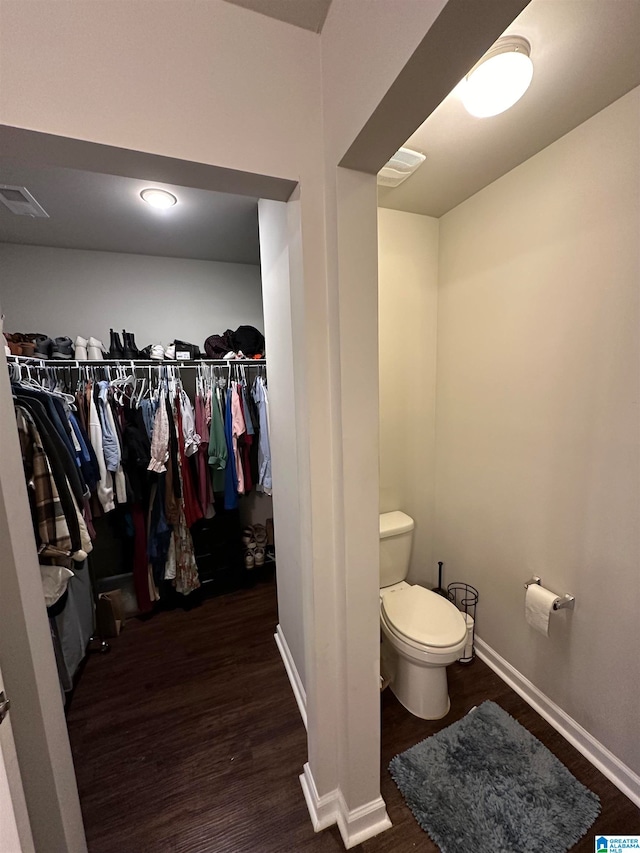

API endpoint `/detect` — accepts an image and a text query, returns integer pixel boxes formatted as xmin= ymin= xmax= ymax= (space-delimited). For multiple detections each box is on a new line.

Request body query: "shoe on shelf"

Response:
xmin=34 ymin=337 xmax=54 ymax=359
xmin=122 ymin=330 xmax=140 ymax=359
xmin=150 ymin=344 xmax=165 ymax=361
xmin=19 ymin=341 xmax=36 ymax=357
xmin=253 ymin=524 xmax=268 ymax=546
xmin=254 ymin=547 xmax=265 ymax=567
xmin=242 ymin=526 xmax=255 ymax=547
xmin=27 ymin=334 xmax=47 ymax=358
xmin=164 ymin=344 xmax=176 ymax=360
xmin=75 ymin=336 xmax=88 ymax=361
xmin=87 ymin=337 xmax=106 ymax=360
xmin=108 ymin=329 xmax=125 ymax=359
xmin=174 ymin=340 xmax=201 ymax=360
xmin=51 ymin=337 xmax=74 ymax=359
xmin=4 ymin=333 xmax=24 ymax=355
xmin=244 ymin=549 xmax=255 ymax=570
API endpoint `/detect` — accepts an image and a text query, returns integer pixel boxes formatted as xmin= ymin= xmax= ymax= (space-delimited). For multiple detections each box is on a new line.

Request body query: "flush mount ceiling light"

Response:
xmin=377 ymin=147 xmax=426 ymax=188
xmin=140 ymin=188 xmax=178 ymax=209
xmin=460 ymin=36 xmax=533 ymax=118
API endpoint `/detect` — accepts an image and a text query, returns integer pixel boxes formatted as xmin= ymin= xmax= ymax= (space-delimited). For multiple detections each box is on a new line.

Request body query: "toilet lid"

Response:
xmin=381 ymin=585 xmax=466 ymax=648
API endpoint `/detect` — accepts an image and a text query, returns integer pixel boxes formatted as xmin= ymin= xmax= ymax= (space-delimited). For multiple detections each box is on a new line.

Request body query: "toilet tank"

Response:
xmin=379 ymin=511 xmax=414 ymax=588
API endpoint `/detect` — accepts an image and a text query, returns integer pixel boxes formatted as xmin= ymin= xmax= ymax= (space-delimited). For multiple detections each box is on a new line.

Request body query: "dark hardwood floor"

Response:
xmin=66 ymin=580 xmax=639 ymax=852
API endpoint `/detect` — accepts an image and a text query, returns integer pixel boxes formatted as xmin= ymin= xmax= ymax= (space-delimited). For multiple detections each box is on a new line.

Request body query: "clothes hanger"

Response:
xmin=134 ymin=370 xmax=149 ymax=408
xmin=110 ymin=369 xmax=135 ymax=405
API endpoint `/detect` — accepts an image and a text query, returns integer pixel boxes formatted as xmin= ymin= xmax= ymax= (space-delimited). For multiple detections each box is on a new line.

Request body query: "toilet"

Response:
xmin=379 ymin=511 xmax=467 ymax=720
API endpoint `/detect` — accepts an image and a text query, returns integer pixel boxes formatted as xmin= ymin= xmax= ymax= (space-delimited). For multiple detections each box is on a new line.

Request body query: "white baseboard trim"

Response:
xmin=299 ymin=763 xmax=340 ymax=832
xmin=274 ymin=624 xmax=307 ymax=730
xmin=335 ymin=789 xmax=392 ymax=849
xmin=475 ymin=636 xmax=640 ymax=808
xmin=299 ymin=763 xmax=392 ymax=849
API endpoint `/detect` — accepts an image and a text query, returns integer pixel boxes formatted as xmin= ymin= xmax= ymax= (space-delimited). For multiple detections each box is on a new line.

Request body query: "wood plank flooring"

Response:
xmin=66 ymin=580 xmax=639 ymax=852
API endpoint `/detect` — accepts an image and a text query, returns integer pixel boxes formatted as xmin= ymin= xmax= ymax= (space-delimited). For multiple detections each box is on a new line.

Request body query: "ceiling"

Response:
xmin=222 ymin=0 xmax=332 ymax=33
xmin=1 ymin=1 xmax=637 ymax=262
xmin=378 ymin=0 xmax=640 ymax=218
xmin=0 ymin=161 xmax=260 ymax=265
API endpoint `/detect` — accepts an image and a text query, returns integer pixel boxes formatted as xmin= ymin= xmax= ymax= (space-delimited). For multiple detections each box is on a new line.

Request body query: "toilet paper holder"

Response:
xmin=524 ymin=577 xmax=575 ymax=611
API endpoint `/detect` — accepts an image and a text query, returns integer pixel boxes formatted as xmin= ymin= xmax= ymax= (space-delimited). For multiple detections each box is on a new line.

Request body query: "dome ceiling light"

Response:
xmin=140 ymin=188 xmax=178 ymax=209
xmin=460 ymin=36 xmax=533 ymax=119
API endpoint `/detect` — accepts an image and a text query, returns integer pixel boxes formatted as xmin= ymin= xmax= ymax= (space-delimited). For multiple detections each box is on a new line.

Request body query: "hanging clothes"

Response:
xmin=88 ymin=382 xmax=115 ymax=513
xmin=252 ymin=375 xmax=272 ymax=495
xmin=10 ymin=357 xmax=269 ymax=614
xmin=223 ymin=388 xmax=239 ymax=510
xmin=16 ymin=406 xmax=75 ymax=561
xmin=208 ymin=385 xmax=227 ymax=493
xmin=148 ymin=389 xmax=169 ymax=474
xmin=194 ymin=392 xmax=215 ymax=518
xmin=231 ymin=382 xmax=246 ymax=495
xmin=175 ymin=394 xmax=204 ymax=529
xmin=237 ymin=383 xmax=253 ymax=493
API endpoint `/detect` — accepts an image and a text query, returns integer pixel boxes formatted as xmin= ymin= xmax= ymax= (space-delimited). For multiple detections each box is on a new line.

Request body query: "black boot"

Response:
xmin=122 ymin=330 xmax=140 ymax=359
xmin=128 ymin=331 xmax=141 ymax=357
xmin=109 ymin=328 xmax=125 ymax=359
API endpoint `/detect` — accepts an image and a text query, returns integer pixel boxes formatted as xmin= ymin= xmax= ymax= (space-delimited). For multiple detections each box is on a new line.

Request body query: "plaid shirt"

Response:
xmin=15 ymin=406 xmax=73 ymax=560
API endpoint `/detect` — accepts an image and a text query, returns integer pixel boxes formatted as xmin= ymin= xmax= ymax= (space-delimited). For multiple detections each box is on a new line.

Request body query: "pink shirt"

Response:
xmin=231 ymin=383 xmax=246 ymax=494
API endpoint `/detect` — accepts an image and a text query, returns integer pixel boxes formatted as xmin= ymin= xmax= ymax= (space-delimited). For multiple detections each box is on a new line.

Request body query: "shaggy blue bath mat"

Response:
xmin=389 ymin=701 xmax=600 ymax=853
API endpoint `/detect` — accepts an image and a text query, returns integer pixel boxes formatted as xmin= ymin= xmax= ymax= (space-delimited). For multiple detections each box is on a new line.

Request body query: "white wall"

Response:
xmin=378 ymin=208 xmax=439 ymax=583
xmin=258 ymin=200 xmax=305 ymax=688
xmin=0 ymin=1 xmax=324 ymax=182
xmin=436 ymin=88 xmax=640 ymax=773
xmin=321 ymin=0 xmax=448 ymax=163
xmin=0 ymin=244 xmax=263 ymax=351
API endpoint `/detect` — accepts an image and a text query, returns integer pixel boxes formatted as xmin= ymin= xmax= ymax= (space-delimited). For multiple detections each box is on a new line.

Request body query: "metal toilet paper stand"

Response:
xmin=524 ymin=576 xmax=575 ymax=611
xmin=447 ymin=582 xmax=478 ymax=664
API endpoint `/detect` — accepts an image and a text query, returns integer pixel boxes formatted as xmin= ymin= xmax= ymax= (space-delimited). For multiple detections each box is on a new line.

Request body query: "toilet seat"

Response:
xmin=381 ymin=585 xmax=466 ymax=650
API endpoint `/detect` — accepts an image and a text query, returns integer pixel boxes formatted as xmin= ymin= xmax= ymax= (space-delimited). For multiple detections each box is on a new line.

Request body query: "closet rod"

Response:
xmin=8 ymin=356 xmax=266 ymax=367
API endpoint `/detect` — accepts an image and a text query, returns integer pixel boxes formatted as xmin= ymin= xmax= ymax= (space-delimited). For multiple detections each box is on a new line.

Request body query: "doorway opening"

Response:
xmin=0 ymin=126 xmax=310 ymax=851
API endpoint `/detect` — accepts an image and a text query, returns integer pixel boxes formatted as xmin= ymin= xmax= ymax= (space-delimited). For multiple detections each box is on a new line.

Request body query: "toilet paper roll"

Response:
xmin=460 ymin=613 xmax=475 ymax=661
xmin=525 ymin=584 xmax=558 ymax=637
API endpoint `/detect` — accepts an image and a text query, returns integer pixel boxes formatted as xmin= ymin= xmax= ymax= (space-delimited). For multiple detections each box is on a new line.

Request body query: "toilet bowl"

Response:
xmin=379 ymin=512 xmax=467 ymax=720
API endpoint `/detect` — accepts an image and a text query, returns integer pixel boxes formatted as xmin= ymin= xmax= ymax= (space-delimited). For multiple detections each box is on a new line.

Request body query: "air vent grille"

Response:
xmin=377 ymin=147 xmax=426 ymax=188
xmin=0 ymin=185 xmax=49 ymax=218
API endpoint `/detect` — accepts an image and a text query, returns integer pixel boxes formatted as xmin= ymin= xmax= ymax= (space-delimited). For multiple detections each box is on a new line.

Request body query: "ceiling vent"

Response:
xmin=377 ymin=147 xmax=426 ymax=188
xmin=0 ymin=185 xmax=49 ymax=218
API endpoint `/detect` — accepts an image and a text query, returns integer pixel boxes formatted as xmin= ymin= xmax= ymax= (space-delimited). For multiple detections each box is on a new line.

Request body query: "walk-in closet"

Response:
xmin=0 ymin=154 xmax=298 ymax=851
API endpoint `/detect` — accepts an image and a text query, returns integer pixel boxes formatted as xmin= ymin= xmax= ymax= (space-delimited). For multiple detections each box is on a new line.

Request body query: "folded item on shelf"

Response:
xmin=204 ymin=325 xmax=265 ymax=359
xmin=232 ymin=325 xmax=265 ymax=357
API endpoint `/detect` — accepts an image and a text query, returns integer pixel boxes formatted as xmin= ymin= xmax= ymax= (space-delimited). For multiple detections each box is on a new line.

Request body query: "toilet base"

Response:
xmin=382 ymin=634 xmax=453 ymax=720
